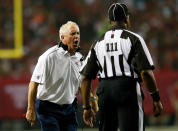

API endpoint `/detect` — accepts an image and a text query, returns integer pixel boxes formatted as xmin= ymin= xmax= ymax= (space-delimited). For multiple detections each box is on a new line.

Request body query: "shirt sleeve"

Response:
xmin=31 ymin=56 xmax=47 ymax=84
xmin=132 ymin=36 xmax=155 ymax=73
xmin=80 ymin=46 xmax=100 ymax=79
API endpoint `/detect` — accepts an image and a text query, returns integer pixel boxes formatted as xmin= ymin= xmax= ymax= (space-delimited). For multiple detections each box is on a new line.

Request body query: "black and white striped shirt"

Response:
xmin=81 ymin=25 xmax=154 ymax=81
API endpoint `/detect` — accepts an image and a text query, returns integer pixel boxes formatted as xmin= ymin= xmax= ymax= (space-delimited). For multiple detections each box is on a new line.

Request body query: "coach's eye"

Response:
xmin=71 ymin=32 xmax=75 ymax=35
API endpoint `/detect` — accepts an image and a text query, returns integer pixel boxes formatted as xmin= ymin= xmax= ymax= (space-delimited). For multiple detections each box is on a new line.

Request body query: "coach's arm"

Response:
xmin=141 ymin=69 xmax=163 ymax=117
xmin=26 ymin=81 xmax=39 ymax=126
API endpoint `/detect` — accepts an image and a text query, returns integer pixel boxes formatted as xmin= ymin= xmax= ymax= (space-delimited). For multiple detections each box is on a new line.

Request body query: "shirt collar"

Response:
xmin=58 ymin=41 xmax=68 ymax=51
xmin=58 ymin=41 xmax=81 ymax=56
xmin=57 ymin=41 xmax=67 ymax=55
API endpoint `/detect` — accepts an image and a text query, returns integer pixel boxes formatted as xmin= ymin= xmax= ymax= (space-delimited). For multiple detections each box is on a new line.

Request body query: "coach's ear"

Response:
xmin=61 ymin=35 xmax=64 ymax=40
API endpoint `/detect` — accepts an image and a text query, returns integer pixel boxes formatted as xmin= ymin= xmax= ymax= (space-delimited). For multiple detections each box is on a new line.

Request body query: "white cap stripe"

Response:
xmin=108 ymin=3 xmax=115 ymax=15
xmin=112 ymin=4 xmax=116 ymax=21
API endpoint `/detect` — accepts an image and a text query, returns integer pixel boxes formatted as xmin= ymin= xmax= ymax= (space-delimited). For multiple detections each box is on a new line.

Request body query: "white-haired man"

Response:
xmin=26 ymin=21 xmax=97 ymax=131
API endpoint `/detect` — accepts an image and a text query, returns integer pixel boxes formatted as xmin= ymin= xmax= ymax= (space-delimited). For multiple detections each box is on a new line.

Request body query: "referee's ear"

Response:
xmin=126 ymin=15 xmax=131 ymax=29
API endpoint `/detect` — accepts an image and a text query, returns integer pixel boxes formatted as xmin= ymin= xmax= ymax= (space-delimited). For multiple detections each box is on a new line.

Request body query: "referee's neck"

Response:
xmin=110 ymin=21 xmax=127 ymax=29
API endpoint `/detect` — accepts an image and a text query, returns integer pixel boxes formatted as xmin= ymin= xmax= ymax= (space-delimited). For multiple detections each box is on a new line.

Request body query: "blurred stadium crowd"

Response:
xmin=0 ymin=0 xmax=178 ymax=130
xmin=0 ymin=0 xmax=177 ymax=77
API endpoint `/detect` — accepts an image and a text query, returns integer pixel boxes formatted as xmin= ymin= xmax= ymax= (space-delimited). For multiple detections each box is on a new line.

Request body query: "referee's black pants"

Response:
xmin=97 ymin=77 xmax=145 ymax=131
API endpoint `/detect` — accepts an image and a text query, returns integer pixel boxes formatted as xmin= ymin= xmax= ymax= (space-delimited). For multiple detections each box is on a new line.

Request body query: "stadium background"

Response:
xmin=0 ymin=0 xmax=178 ymax=130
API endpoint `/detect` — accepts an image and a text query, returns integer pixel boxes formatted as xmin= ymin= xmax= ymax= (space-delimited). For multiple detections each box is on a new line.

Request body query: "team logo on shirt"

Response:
xmin=75 ymin=62 xmax=79 ymax=65
xmin=75 ymin=60 xmax=83 ymax=67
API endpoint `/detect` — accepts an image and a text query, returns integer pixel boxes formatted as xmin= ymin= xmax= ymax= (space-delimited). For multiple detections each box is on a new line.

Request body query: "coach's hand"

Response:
xmin=83 ymin=109 xmax=96 ymax=127
xmin=26 ymin=108 xmax=36 ymax=126
xmin=153 ymin=101 xmax=163 ymax=117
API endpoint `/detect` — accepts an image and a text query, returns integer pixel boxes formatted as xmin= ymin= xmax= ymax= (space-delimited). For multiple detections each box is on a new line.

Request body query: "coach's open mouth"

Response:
xmin=74 ymin=40 xmax=78 ymax=45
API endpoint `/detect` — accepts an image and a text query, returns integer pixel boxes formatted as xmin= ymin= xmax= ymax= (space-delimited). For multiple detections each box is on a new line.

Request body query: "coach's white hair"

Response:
xmin=59 ymin=21 xmax=79 ymax=40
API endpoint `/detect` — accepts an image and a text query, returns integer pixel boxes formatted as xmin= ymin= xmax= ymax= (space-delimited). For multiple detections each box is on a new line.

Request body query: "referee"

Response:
xmin=81 ymin=3 xmax=163 ymax=131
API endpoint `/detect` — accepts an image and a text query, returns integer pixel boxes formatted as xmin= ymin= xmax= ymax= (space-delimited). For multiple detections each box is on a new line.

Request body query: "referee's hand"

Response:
xmin=90 ymin=99 xmax=99 ymax=114
xmin=83 ymin=109 xmax=96 ymax=127
xmin=26 ymin=109 xmax=36 ymax=126
xmin=153 ymin=101 xmax=163 ymax=117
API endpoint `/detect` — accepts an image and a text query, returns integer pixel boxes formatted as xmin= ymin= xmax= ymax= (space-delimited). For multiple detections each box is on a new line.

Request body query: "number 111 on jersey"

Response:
xmin=106 ymin=42 xmax=118 ymax=52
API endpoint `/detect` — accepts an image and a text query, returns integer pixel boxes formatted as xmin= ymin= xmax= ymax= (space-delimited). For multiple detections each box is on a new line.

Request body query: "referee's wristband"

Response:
xmin=83 ymin=105 xmax=91 ymax=110
xmin=89 ymin=96 xmax=97 ymax=101
xmin=150 ymin=91 xmax=160 ymax=102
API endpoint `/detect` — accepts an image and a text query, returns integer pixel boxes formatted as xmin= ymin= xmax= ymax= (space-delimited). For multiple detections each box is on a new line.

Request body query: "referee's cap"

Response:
xmin=108 ymin=3 xmax=129 ymax=21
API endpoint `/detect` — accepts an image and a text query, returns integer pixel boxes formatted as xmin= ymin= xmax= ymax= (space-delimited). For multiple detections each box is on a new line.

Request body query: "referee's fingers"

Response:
xmin=83 ymin=111 xmax=95 ymax=127
xmin=83 ymin=117 xmax=93 ymax=127
xmin=153 ymin=101 xmax=163 ymax=117
xmin=93 ymin=113 xmax=96 ymax=122
xmin=89 ymin=118 xmax=94 ymax=127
